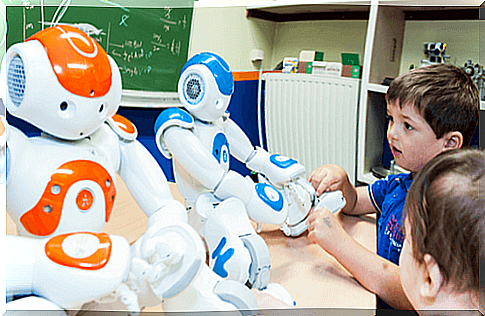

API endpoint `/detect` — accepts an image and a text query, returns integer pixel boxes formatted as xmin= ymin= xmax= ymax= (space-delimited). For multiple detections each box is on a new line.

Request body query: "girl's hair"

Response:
xmin=404 ymin=148 xmax=484 ymax=296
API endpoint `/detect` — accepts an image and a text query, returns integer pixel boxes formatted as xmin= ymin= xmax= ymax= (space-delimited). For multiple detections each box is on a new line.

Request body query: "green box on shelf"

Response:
xmin=341 ymin=53 xmax=361 ymax=78
xmin=341 ymin=53 xmax=360 ymax=65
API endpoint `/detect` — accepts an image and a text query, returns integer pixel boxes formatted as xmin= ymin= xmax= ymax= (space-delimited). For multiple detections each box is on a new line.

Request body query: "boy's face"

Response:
xmin=386 ymin=102 xmax=449 ymax=172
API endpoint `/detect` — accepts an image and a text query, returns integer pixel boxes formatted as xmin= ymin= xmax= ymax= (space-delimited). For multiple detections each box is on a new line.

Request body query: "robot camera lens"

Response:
xmin=60 ymin=102 xmax=68 ymax=111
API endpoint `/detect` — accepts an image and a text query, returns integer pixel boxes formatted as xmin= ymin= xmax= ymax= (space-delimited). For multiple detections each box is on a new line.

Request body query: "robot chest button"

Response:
xmin=76 ymin=189 xmax=94 ymax=212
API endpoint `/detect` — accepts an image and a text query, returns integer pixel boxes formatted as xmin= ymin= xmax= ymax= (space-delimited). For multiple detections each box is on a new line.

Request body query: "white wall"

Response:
xmin=189 ymin=6 xmax=276 ymax=71
xmin=271 ymin=20 xmax=368 ymax=68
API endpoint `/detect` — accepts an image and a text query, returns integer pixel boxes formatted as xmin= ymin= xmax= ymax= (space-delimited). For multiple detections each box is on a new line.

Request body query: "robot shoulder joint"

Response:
xmin=154 ymin=107 xmax=195 ymax=158
xmin=106 ymin=114 xmax=138 ymax=142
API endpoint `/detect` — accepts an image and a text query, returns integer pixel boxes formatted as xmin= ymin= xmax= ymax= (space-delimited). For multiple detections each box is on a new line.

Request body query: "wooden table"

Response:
xmin=7 ymin=175 xmax=377 ymax=314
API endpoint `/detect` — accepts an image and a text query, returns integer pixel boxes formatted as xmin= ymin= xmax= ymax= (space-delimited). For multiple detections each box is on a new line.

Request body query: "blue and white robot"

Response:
xmin=154 ymin=52 xmax=347 ymax=291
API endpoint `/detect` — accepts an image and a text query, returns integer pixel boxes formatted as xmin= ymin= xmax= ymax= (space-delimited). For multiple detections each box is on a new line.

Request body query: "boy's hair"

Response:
xmin=386 ymin=64 xmax=479 ymax=146
xmin=404 ymin=148 xmax=484 ymax=297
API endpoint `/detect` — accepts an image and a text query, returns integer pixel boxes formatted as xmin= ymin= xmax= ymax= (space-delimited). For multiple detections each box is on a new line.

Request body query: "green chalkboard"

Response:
xmin=6 ymin=1 xmax=194 ymax=92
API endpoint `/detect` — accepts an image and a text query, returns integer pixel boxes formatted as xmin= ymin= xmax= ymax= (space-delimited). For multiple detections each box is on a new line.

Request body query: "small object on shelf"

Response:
xmin=382 ymin=77 xmax=394 ymax=86
xmin=283 ymin=57 xmax=298 ymax=73
xmin=341 ymin=53 xmax=361 ymax=79
xmin=299 ymin=50 xmax=324 ymax=62
xmin=312 ymin=61 xmax=342 ymax=76
xmin=462 ymin=60 xmax=485 ymax=102
xmin=371 ymin=166 xmax=393 ymax=179
xmin=298 ymin=61 xmax=313 ymax=74
xmin=372 ymin=160 xmax=409 ymax=179
xmin=420 ymin=42 xmax=450 ymax=67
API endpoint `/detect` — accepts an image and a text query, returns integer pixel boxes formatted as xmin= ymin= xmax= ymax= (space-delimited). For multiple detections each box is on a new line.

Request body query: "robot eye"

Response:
xmin=60 ymin=102 xmax=68 ymax=111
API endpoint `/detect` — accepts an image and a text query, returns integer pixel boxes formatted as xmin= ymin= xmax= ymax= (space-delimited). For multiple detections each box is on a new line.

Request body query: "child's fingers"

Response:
xmin=316 ymin=178 xmax=339 ymax=196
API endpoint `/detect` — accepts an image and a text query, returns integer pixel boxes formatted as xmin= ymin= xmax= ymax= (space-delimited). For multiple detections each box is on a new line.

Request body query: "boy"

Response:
xmin=254 ymin=148 xmax=483 ymax=314
xmin=306 ymin=64 xmax=479 ymax=310
xmin=400 ymin=148 xmax=483 ymax=314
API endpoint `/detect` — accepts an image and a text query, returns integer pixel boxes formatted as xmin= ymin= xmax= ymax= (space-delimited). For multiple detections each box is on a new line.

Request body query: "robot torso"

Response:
xmin=7 ymin=123 xmax=121 ymax=238
xmin=173 ymin=118 xmax=230 ymax=205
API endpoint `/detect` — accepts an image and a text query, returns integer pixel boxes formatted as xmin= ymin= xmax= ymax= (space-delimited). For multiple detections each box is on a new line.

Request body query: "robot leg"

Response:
xmin=194 ymin=193 xmax=272 ymax=290
xmin=162 ymin=265 xmax=259 ymax=315
xmin=129 ymin=218 xmax=258 ymax=314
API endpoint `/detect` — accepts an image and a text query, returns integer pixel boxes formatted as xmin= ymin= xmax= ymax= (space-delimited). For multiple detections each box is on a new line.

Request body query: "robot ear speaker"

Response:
xmin=183 ymin=72 xmax=205 ymax=106
xmin=7 ymin=55 xmax=26 ymax=109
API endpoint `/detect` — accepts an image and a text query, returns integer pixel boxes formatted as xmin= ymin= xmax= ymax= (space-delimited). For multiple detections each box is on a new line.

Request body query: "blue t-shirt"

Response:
xmin=369 ymin=173 xmax=412 ymax=265
xmin=369 ymin=173 xmax=413 ymax=311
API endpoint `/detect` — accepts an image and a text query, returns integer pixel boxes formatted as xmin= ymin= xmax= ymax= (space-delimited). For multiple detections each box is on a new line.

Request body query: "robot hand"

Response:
xmin=276 ymin=176 xmax=316 ymax=237
xmin=130 ymin=222 xmax=206 ymax=303
xmin=314 ymin=190 xmax=347 ymax=214
xmin=246 ymin=147 xmax=306 ymax=188
xmin=262 ymin=175 xmax=346 ymax=237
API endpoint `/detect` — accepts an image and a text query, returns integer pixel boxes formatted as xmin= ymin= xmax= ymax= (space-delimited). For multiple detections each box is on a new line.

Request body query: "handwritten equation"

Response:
xmin=12 ymin=3 xmax=193 ymax=91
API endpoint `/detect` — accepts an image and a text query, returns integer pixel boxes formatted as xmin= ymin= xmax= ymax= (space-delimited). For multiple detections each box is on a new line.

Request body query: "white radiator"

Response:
xmin=263 ymin=73 xmax=360 ymax=184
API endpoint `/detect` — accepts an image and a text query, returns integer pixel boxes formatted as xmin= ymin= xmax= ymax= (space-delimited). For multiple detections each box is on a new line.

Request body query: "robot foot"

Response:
xmin=214 ymin=280 xmax=259 ymax=316
xmin=241 ymin=233 xmax=271 ymax=290
xmin=259 ymin=283 xmax=295 ymax=307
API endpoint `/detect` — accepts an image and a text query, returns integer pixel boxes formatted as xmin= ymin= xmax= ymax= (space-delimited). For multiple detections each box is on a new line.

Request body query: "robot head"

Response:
xmin=178 ymin=52 xmax=234 ymax=122
xmin=4 ymin=25 xmax=121 ymax=140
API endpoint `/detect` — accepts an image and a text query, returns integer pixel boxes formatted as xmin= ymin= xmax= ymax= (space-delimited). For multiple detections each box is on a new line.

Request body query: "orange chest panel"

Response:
xmin=20 ymin=160 xmax=116 ymax=236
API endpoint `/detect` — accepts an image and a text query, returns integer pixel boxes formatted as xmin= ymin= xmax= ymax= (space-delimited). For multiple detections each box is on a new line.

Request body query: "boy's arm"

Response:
xmin=307 ymin=207 xmax=413 ymax=310
xmin=342 ymin=186 xmax=377 ymax=216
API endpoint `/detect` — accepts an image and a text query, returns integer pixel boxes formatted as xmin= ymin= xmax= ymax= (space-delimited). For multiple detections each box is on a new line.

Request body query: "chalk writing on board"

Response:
xmin=8 ymin=2 xmax=194 ymax=92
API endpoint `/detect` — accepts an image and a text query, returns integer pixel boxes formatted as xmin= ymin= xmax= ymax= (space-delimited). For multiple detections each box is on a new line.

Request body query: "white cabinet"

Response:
xmin=247 ymin=1 xmax=482 ymax=184
xmin=357 ymin=1 xmax=482 ymax=184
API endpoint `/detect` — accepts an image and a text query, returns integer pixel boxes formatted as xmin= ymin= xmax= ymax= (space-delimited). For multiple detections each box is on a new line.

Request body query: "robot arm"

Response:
xmin=223 ymin=117 xmax=306 ymax=188
xmin=109 ymin=114 xmax=188 ymax=227
xmin=155 ymin=108 xmax=287 ymax=226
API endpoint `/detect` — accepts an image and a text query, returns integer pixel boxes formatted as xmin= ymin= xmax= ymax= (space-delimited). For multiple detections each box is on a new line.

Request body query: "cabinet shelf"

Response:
xmin=367 ymin=83 xmax=388 ymax=94
xmin=247 ymin=1 xmax=479 ymax=22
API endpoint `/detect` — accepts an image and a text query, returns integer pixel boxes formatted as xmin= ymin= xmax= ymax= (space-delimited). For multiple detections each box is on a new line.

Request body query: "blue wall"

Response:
xmin=8 ymin=78 xmax=263 ymax=183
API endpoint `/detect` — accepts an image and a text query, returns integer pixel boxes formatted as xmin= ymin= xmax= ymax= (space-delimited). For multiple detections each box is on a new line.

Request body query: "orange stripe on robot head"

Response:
xmin=20 ymin=160 xmax=116 ymax=237
xmin=27 ymin=25 xmax=112 ymax=98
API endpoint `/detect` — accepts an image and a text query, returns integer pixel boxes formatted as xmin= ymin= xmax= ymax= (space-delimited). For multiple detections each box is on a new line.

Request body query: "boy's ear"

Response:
xmin=444 ymin=131 xmax=463 ymax=150
xmin=419 ymin=254 xmax=443 ymax=301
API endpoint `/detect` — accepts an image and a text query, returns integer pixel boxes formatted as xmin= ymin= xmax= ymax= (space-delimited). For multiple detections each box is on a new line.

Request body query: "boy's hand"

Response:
xmin=307 ymin=206 xmax=346 ymax=256
xmin=307 ymin=164 xmax=349 ymax=197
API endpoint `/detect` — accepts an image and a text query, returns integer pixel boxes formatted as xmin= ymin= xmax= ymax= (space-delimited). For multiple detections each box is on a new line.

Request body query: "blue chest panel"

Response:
xmin=212 ymin=132 xmax=230 ymax=167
